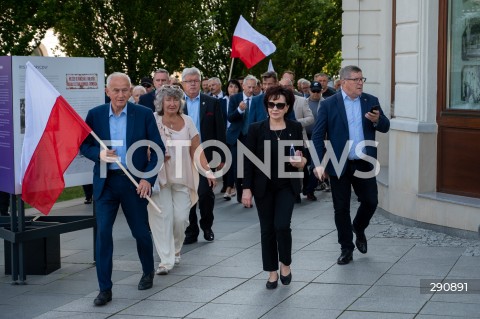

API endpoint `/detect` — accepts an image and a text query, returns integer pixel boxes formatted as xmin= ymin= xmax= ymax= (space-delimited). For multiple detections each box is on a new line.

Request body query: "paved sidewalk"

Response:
xmin=1 ymin=190 xmax=479 ymax=319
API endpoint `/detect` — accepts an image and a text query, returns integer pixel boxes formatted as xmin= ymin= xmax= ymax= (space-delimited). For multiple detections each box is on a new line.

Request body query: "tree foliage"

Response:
xmin=54 ymin=0 xmax=203 ymax=83
xmin=259 ymin=0 xmax=342 ymax=79
xmin=49 ymin=0 xmax=341 ymax=84
xmin=0 ymin=0 xmax=57 ymax=55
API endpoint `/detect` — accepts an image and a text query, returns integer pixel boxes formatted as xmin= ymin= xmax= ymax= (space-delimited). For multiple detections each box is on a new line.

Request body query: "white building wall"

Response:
xmin=342 ymin=0 xmax=480 ymax=233
xmin=342 ymin=0 xmax=392 ymax=169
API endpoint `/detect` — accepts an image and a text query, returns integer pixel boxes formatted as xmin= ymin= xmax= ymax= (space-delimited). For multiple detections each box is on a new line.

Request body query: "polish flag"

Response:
xmin=21 ymin=61 xmax=92 ymax=215
xmin=231 ymin=15 xmax=276 ymax=69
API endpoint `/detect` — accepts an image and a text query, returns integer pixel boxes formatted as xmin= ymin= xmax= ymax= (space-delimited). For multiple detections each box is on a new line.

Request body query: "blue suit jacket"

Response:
xmin=80 ymin=102 xmax=165 ymax=200
xmin=138 ymin=91 xmax=156 ymax=112
xmin=311 ymin=92 xmax=390 ymax=177
xmin=227 ymin=93 xmax=296 ymax=145
xmin=226 ymin=93 xmax=248 ymax=145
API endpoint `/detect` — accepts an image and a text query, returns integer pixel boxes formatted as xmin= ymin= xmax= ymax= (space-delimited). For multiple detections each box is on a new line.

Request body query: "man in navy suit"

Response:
xmin=138 ymin=68 xmax=170 ymax=112
xmin=80 ymin=72 xmax=165 ymax=306
xmin=182 ymin=67 xmax=226 ymax=245
xmin=226 ymin=75 xmax=258 ymax=204
xmin=312 ymin=65 xmax=390 ymax=265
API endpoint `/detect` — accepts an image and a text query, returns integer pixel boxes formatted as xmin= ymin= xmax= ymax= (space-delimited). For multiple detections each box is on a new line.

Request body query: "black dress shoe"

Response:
xmin=266 ymin=278 xmax=278 ymax=289
xmin=337 ymin=249 xmax=353 ymax=265
xmin=353 ymin=227 xmax=367 ymax=254
xmin=204 ymin=229 xmax=214 ymax=242
xmin=94 ymin=290 xmax=112 ymax=306
xmin=183 ymin=235 xmax=198 ymax=245
xmin=280 ymin=272 xmax=292 ymax=285
xmin=138 ymin=271 xmax=154 ymax=290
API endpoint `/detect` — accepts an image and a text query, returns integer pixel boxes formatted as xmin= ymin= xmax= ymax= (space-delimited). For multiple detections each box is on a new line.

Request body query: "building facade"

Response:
xmin=342 ymin=0 xmax=480 ymax=234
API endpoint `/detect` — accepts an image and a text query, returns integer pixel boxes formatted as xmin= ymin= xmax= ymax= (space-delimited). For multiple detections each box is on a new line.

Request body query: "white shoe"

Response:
xmin=174 ymin=255 xmax=181 ymax=265
xmin=156 ymin=265 xmax=169 ymax=275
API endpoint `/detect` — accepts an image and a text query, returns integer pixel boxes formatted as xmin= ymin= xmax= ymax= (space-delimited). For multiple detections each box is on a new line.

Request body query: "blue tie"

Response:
xmin=242 ymin=98 xmax=250 ymax=135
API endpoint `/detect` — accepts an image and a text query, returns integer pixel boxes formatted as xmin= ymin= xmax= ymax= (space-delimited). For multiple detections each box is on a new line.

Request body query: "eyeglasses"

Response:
xmin=142 ymin=83 xmax=152 ymax=88
xmin=183 ymin=80 xmax=200 ymax=85
xmin=110 ymin=88 xmax=130 ymax=95
xmin=344 ymin=77 xmax=366 ymax=83
xmin=267 ymin=102 xmax=287 ymax=110
xmin=310 ymin=90 xmax=321 ymax=93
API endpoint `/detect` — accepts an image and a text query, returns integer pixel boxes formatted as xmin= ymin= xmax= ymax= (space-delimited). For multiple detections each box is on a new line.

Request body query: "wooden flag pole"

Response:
xmin=228 ymin=58 xmax=235 ymax=81
xmin=89 ymin=131 xmax=162 ymax=213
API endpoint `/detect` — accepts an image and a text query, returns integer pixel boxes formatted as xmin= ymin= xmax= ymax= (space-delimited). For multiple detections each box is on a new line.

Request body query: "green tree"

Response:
xmin=0 ymin=0 xmax=56 ymax=55
xmin=253 ymin=0 xmax=342 ymax=80
xmin=54 ymin=0 xmax=203 ymax=83
xmin=52 ymin=0 xmax=342 ymax=84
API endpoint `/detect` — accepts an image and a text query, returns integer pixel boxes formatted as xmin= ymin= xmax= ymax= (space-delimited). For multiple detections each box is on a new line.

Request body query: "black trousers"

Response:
xmin=255 ymin=184 xmax=295 ymax=271
xmin=82 ymin=184 xmax=93 ymax=199
xmin=329 ymin=160 xmax=378 ymax=250
xmin=185 ymin=174 xmax=215 ymax=237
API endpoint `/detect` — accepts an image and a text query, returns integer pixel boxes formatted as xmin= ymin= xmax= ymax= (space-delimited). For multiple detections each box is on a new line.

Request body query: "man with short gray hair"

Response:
xmin=81 ymin=72 xmax=165 ymax=306
xmin=314 ymin=72 xmax=336 ymax=98
xmin=181 ymin=67 xmax=226 ymax=244
xmin=139 ymin=68 xmax=170 ymax=111
xmin=226 ymin=74 xmax=258 ymax=204
xmin=312 ymin=65 xmax=390 ymax=265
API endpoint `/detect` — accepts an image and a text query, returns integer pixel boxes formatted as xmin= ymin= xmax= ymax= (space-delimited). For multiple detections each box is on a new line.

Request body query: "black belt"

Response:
xmin=107 ymin=169 xmax=126 ymax=176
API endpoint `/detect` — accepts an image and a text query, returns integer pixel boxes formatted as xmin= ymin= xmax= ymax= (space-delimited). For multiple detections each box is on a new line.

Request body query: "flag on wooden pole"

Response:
xmin=21 ymin=61 xmax=92 ymax=215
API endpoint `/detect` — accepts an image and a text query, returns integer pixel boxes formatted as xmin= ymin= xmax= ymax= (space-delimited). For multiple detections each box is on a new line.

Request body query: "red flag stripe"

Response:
xmin=231 ymin=36 xmax=267 ymax=69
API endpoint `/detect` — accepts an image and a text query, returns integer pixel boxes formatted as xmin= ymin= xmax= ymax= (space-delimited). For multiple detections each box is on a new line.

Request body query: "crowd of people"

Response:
xmin=77 ymin=65 xmax=389 ymax=305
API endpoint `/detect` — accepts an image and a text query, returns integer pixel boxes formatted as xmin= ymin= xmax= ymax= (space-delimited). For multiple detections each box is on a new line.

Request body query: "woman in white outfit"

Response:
xmin=148 ymin=85 xmax=216 ymax=275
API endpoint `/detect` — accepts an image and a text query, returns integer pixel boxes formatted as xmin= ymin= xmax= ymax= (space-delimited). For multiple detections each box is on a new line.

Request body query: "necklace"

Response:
xmin=273 ymin=129 xmax=283 ymax=141
xmin=163 ymin=117 xmax=177 ymax=129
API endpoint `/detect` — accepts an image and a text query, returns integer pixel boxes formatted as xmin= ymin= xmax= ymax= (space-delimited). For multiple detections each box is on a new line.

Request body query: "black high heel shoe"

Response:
xmin=280 ymin=272 xmax=292 ymax=285
xmin=266 ymin=279 xmax=278 ymax=289
xmin=266 ymin=273 xmax=278 ymax=289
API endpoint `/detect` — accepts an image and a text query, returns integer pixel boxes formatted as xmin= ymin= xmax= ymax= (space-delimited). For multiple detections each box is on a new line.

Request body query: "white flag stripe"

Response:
xmin=21 ymin=61 xmax=61 ymax=181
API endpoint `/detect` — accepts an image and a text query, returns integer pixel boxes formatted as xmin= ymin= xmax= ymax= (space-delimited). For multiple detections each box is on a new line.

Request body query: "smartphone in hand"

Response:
xmin=290 ymin=144 xmax=301 ymax=162
xmin=370 ymin=105 xmax=379 ymax=113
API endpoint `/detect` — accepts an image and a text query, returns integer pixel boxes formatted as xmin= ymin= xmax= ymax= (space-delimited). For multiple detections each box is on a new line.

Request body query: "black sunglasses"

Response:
xmin=142 ymin=83 xmax=152 ymax=88
xmin=267 ymin=102 xmax=287 ymax=110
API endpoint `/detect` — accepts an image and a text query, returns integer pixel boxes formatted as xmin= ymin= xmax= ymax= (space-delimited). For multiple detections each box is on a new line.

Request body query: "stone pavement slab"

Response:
xmin=0 ymin=190 xmax=479 ymax=319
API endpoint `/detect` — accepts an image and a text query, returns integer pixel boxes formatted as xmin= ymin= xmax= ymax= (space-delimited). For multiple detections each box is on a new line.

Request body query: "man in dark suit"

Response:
xmin=138 ymin=68 xmax=170 ymax=112
xmin=80 ymin=72 xmax=165 ymax=306
xmin=312 ymin=65 xmax=390 ymax=265
xmin=208 ymin=77 xmax=228 ymax=126
xmin=208 ymin=77 xmax=229 ymax=192
xmin=226 ymin=74 xmax=258 ymax=204
xmin=248 ymin=71 xmax=278 ymax=124
xmin=182 ymin=67 xmax=226 ymax=245
xmin=314 ymin=72 xmax=337 ymax=98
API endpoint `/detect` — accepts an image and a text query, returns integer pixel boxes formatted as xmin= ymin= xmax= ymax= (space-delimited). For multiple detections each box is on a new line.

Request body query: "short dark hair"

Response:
xmin=261 ymin=71 xmax=278 ymax=81
xmin=263 ymin=86 xmax=295 ymax=115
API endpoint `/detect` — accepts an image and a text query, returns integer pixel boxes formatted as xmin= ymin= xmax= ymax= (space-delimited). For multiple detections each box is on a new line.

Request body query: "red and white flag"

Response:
xmin=21 ymin=61 xmax=92 ymax=215
xmin=231 ymin=15 xmax=276 ymax=69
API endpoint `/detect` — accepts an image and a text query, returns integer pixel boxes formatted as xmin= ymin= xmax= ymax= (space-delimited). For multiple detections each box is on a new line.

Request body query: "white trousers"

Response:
xmin=148 ymin=183 xmax=191 ymax=270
